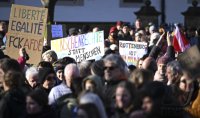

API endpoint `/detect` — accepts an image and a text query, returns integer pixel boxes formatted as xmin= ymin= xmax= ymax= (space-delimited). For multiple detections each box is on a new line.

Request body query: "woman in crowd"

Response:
xmin=25 ymin=89 xmax=55 ymax=118
xmin=0 ymin=71 xmax=26 ymax=118
xmin=112 ymin=81 xmax=137 ymax=118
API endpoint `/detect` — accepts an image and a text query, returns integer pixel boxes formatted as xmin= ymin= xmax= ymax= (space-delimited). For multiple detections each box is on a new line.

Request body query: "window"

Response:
xmin=120 ymin=0 xmax=144 ymax=7
xmin=56 ymin=0 xmax=84 ymax=6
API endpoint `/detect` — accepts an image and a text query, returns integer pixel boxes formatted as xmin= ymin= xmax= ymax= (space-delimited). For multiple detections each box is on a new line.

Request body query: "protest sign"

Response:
xmin=51 ymin=31 xmax=104 ymax=62
xmin=119 ymin=41 xmax=147 ymax=66
xmin=6 ymin=4 xmax=48 ymax=65
xmin=51 ymin=25 xmax=63 ymax=38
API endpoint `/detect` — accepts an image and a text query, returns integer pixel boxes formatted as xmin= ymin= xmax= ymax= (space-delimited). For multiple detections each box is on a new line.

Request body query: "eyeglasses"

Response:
xmin=104 ymin=66 xmax=118 ymax=71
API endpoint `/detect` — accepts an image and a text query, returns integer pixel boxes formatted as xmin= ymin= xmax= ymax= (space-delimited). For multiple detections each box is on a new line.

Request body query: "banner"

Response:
xmin=6 ymin=4 xmax=48 ymax=65
xmin=51 ymin=31 xmax=104 ymax=62
xmin=119 ymin=41 xmax=147 ymax=66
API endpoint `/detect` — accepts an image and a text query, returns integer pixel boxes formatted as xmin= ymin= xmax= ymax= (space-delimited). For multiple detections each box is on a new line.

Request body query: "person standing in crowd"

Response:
xmin=105 ymin=26 xmax=119 ymax=47
xmin=134 ymin=18 xmax=144 ymax=32
xmin=112 ymin=81 xmax=136 ymax=118
xmin=42 ymin=50 xmax=58 ymax=64
xmin=48 ymin=63 xmax=80 ymax=105
xmin=0 ymin=71 xmax=26 ymax=118
xmin=118 ymin=23 xmax=132 ymax=41
xmin=103 ymin=54 xmax=128 ymax=117
xmin=25 ymin=67 xmax=40 ymax=90
xmin=0 ymin=22 xmax=7 ymax=47
xmin=79 ymin=92 xmax=107 ymax=118
xmin=166 ymin=61 xmax=183 ymax=86
xmin=26 ymin=89 xmax=56 ymax=118
xmin=129 ymin=69 xmax=153 ymax=89
xmin=37 ymin=68 xmax=56 ymax=94
xmin=116 ymin=21 xmax=123 ymax=32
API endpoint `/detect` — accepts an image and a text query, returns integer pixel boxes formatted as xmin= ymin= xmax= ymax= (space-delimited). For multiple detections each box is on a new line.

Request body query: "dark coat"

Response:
xmin=0 ymin=88 xmax=26 ymax=118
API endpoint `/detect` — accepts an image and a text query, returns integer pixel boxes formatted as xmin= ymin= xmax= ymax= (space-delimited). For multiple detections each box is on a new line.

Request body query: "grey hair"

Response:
xmin=25 ymin=67 xmax=38 ymax=80
xmin=103 ymin=54 xmax=128 ymax=75
xmin=167 ymin=61 xmax=182 ymax=75
xmin=78 ymin=60 xmax=92 ymax=78
xmin=64 ymin=63 xmax=80 ymax=78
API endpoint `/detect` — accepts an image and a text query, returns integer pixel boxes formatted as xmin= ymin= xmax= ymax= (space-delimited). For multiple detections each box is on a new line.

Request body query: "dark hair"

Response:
xmin=37 ymin=61 xmax=54 ymax=70
xmin=129 ymin=69 xmax=153 ymax=89
xmin=116 ymin=81 xmax=136 ymax=104
xmin=77 ymin=103 xmax=101 ymax=118
xmin=3 ymin=70 xmax=24 ymax=89
xmin=90 ymin=60 xmax=104 ymax=77
xmin=0 ymin=58 xmax=22 ymax=73
xmin=27 ymin=89 xmax=48 ymax=107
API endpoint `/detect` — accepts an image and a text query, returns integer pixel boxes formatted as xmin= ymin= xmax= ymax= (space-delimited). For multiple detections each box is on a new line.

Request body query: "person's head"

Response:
xmin=109 ymin=26 xmax=118 ymax=39
xmin=157 ymin=56 xmax=172 ymax=76
xmin=141 ymin=82 xmax=168 ymax=116
xmin=90 ymin=60 xmax=104 ymax=78
xmin=92 ymin=27 xmax=99 ymax=32
xmin=116 ymin=21 xmax=123 ymax=30
xmin=64 ymin=63 xmax=80 ymax=87
xmin=129 ymin=69 xmax=153 ymax=89
xmin=135 ymin=18 xmax=142 ymax=30
xmin=25 ymin=67 xmax=39 ymax=88
xmin=142 ymin=57 xmax=157 ymax=74
xmin=115 ymin=81 xmax=135 ymax=109
xmin=26 ymin=89 xmax=48 ymax=115
xmin=38 ymin=68 xmax=56 ymax=90
xmin=103 ymin=54 xmax=128 ymax=81
xmin=135 ymin=32 xmax=143 ymax=42
xmin=78 ymin=60 xmax=92 ymax=78
xmin=137 ymin=55 xmax=148 ymax=69
xmin=82 ymin=75 xmax=103 ymax=93
xmin=0 ymin=58 xmax=22 ymax=88
xmin=3 ymin=70 xmax=24 ymax=91
xmin=166 ymin=61 xmax=182 ymax=85
xmin=79 ymin=92 xmax=107 ymax=118
xmin=42 ymin=50 xmax=58 ymax=64
xmin=68 ymin=27 xmax=78 ymax=36
xmin=0 ymin=22 xmax=7 ymax=32
xmin=37 ymin=61 xmax=53 ymax=70
xmin=122 ymin=23 xmax=130 ymax=34
xmin=179 ymin=70 xmax=194 ymax=92
xmin=149 ymin=25 xmax=156 ymax=34
xmin=149 ymin=32 xmax=160 ymax=47
xmin=76 ymin=103 xmax=101 ymax=118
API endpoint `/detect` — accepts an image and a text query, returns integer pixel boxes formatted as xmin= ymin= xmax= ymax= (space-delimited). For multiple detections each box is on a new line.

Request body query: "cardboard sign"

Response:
xmin=6 ymin=4 xmax=48 ymax=65
xmin=178 ymin=45 xmax=200 ymax=69
xmin=51 ymin=31 xmax=104 ymax=62
xmin=51 ymin=25 xmax=63 ymax=38
xmin=119 ymin=41 xmax=148 ymax=66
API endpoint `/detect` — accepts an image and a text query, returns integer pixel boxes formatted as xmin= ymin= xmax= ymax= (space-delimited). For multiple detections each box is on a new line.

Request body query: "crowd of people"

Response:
xmin=0 ymin=19 xmax=200 ymax=118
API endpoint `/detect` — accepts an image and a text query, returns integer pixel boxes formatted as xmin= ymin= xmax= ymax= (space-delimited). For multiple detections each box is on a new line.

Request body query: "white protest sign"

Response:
xmin=51 ymin=25 xmax=63 ymax=38
xmin=119 ymin=41 xmax=148 ymax=66
xmin=51 ymin=31 xmax=104 ymax=62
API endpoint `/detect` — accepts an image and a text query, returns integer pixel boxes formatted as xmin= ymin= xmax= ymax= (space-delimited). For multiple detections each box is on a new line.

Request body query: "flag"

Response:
xmin=173 ymin=25 xmax=190 ymax=52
